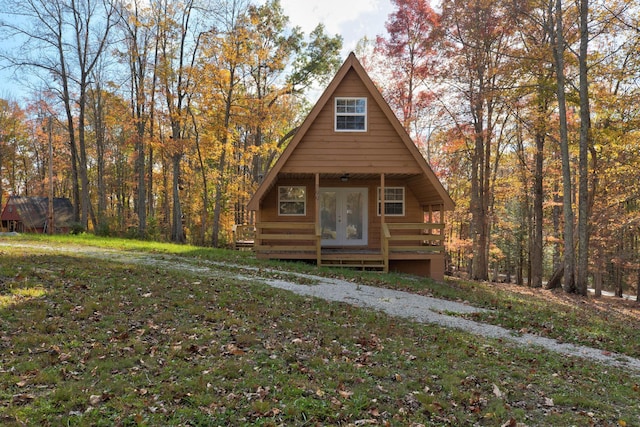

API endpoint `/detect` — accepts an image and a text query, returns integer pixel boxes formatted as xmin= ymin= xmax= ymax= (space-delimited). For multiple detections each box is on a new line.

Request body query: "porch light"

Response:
xmin=340 ymin=173 xmax=349 ymax=182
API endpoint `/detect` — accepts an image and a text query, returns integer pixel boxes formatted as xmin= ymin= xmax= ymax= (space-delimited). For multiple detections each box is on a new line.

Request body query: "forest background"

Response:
xmin=0 ymin=0 xmax=639 ymax=298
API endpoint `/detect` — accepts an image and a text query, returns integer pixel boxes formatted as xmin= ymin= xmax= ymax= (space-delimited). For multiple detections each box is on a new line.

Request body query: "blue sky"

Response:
xmin=0 ymin=0 xmax=394 ymax=103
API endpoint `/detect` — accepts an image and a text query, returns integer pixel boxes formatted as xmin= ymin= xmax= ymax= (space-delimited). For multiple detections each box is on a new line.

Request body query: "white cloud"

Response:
xmin=280 ymin=0 xmax=376 ymax=33
xmin=280 ymin=0 xmax=393 ymax=52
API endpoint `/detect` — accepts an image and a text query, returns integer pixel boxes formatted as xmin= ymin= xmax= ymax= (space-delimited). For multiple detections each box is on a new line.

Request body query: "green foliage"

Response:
xmin=69 ymin=222 xmax=86 ymax=235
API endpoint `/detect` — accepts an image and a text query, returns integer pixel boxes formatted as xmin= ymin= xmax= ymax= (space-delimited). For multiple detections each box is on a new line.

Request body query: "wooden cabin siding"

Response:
xmin=258 ymin=177 xmax=426 ymax=251
xmin=367 ymin=179 xmax=426 ymax=248
xmin=259 ymin=177 xmax=316 ymax=223
xmin=283 ymin=70 xmax=421 ymax=175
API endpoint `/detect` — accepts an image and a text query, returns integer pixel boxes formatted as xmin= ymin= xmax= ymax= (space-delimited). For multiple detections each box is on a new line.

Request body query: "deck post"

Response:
xmin=380 ymin=173 xmax=388 ymax=273
xmin=255 ymin=208 xmax=261 ymax=249
xmin=315 ymin=173 xmax=321 ymax=266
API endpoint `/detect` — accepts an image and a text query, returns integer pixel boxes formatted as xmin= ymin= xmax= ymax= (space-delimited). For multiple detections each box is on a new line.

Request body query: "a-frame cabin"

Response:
xmin=247 ymin=52 xmax=454 ymax=280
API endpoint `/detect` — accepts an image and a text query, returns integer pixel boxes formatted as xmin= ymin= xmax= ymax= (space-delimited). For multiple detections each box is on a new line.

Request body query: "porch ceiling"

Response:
xmin=277 ymin=172 xmax=421 ymax=181
xmin=273 ymin=172 xmax=445 ymax=209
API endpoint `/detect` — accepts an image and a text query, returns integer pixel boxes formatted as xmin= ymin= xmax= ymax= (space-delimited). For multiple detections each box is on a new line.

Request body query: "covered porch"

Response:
xmin=251 ymin=172 xmax=447 ymax=280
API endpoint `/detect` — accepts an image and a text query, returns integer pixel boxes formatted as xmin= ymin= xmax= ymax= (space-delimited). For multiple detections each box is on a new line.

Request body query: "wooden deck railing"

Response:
xmin=382 ymin=222 xmax=445 ymax=254
xmin=254 ymin=221 xmax=444 ymax=272
xmin=232 ymin=224 xmax=256 ymax=250
xmin=254 ymin=222 xmax=321 ymax=262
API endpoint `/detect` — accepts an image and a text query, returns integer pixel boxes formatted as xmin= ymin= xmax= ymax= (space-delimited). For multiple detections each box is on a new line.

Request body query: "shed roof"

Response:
xmin=247 ymin=52 xmax=454 ymax=211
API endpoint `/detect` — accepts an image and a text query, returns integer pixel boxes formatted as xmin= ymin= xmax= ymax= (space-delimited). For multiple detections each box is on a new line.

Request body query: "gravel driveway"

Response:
xmin=3 ymin=240 xmax=640 ymax=375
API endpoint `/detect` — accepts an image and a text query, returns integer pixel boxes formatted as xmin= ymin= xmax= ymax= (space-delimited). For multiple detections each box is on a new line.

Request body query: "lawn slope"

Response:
xmin=1 ymin=235 xmax=638 ymax=426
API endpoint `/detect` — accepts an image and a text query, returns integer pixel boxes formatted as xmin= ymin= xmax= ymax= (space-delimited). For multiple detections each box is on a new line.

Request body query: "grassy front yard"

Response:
xmin=1 ymin=235 xmax=638 ymax=426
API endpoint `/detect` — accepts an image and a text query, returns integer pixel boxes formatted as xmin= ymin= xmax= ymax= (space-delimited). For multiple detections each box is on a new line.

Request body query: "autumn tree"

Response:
xmin=154 ymin=0 xmax=203 ymax=243
xmin=245 ymin=1 xmax=342 ymax=196
xmin=586 ymin=2 xmax=640 ymax=297
xmin=117 ymin=0 xmax=159 ymax=238
xmin=439 ymin=0 xmax=518 ymax=280
xmin=375 ymin=0 xmax=440 ymax=139
xmin=195 ymin=0 xmax=341 ymax=246
xmin=195 ymin=0 xmax=251 ymax=246
xmin=0 ymin=0 xmax=119 ymax=230
xmin=0 ymin=98 xmax=28 ymax=204
xmin=502 ymin=0 xmax=558 ymax=288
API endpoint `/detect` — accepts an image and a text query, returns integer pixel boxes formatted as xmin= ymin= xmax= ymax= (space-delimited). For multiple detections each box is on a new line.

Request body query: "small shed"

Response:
xmin=247 ymin=52 xmax=454 ymax=280
xmin=1 ymin=196 xmax=74 ymax=234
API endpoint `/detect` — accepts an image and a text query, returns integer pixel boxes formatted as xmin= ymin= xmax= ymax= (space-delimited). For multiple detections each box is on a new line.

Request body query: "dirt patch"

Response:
xmin=490 ymin=281 xmax=640 ymax=322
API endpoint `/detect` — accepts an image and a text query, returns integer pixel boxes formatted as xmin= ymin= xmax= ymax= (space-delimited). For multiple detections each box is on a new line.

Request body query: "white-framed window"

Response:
xmin=377 ymin=187 xmax=405 ymax=216
xmin=335 ymin=97 xmax=367 ymax=131
xmin=278 ymin=186 xmax=306 ymax=216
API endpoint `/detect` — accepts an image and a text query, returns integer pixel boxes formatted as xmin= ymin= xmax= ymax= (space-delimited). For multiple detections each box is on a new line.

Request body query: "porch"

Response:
xmin=253 ymin=221 xmax=445 ymax=278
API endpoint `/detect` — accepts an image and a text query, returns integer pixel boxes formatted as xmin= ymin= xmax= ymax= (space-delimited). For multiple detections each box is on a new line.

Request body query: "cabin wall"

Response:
xmin=259 ymin=177 xmax=425 ymax=250
xmin=0 ymin=204 xmax=21 ymax=222
xmin=259 ymin=177 xmax=316 ymax=223
xmin=282 ymin=70 xmax=423 ymax=177
xmin=390 ymin=258 xmax=445 ymax=282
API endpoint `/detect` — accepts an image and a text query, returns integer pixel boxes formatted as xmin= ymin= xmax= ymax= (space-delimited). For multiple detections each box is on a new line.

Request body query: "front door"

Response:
xmin=319 ymin=188 xmax=367 ymax=246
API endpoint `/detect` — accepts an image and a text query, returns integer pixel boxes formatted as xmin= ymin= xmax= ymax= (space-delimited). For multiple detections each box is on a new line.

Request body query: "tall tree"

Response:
xmin=440 ymin=0 xmax=516 ymax=280
xmin=198 ymin=0 xmax=250 ymax=247
xmin=0 ymin=99 xmax=28 ymax=204
xmin=376 ymin=0 xmax=439 ymax=134
xmin=154 ymin=0 xmax=201 ymax=243
xmin=576 ymin=0 xmax=590 ymax=295
xmin=196 ymin=0 xmax=342 ymax=246
xmin=552 ymin=0 xmax=576 ymax=292
xmin=0 ymin=0 xmax=118 ymax=229
xmin=118 ymin=0 xmax=157 ymax=238
xmin=509 ymin=0 xmax=558 ymax=288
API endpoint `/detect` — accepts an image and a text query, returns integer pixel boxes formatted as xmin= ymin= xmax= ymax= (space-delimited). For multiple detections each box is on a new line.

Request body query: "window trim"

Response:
xmin=335 ymin=97 xmax=367 ymax=132
xmin=278 ymin=186 xmax=307 ymax=216
xmin=377 ymin=187 xmax=405 ymax=216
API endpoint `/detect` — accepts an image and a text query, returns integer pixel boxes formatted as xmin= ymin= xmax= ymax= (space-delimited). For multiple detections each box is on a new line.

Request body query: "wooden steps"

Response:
xmin=319 ymin=252 xmax=386 ymax=270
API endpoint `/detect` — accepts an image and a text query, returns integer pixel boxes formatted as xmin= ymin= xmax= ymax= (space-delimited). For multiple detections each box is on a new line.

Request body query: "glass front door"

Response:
xmin=319 ymin=188 xmax=367 ymax=246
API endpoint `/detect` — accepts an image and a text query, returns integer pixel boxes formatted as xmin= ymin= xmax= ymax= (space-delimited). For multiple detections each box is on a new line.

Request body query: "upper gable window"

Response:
xmin=335 ymin=97 xmax=367 ymax=132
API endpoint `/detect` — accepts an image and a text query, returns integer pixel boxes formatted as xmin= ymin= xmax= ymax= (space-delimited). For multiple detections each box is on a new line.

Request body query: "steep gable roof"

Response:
xmin=248 ymin=52 xmax=454 ymax=211
xmin=1 ymin=196 xmax=74 ymax=230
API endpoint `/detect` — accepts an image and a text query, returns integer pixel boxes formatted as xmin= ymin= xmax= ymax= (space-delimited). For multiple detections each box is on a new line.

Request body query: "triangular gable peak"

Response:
xmin=248 ymin=52 xmax=453 ymax=211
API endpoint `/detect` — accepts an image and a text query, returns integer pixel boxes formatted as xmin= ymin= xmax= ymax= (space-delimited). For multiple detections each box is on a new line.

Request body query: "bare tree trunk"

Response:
xmin=171 ymin=153 xmax=185 ymax=243
xmin=77 ymin=89 xmax=91 ymax=230
xmin=636 ymin=268 xmax=640 ymax=303
xmin=576 ymin=0 xmax=590 ymax=296
xmin=594 ymin=269 xmax=602 ymax=297
xmin=531 ymin=100 xmax=546 ymax=288
xmin=147 ymin=144 xmax=155 ymax=219
xmin=162 ymin=153 xmax=171 ymax=235
xmin=212 ymin=143 xmax=228 ymax=248
xmin=552 ymin=184 xmax=562 ymax=271
xmin=58 ymin=38 xmax=81 ymax=224
xmin=89 ymin=81 xmax=107 ymax=232
xmin=546 ymin=265 xmax=564 ymax=290
xmin=614 ymin=264 xmax=623 ymax=298
xmin=470 ymin=131 xmax=489 ymax=281
xmin=554 ymin=0 xmax=576 ymax=293
xmin=136 ymin=132 xmax=146 ymax=237
xmin=190 ymin=110 xmax=208 ymax=245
